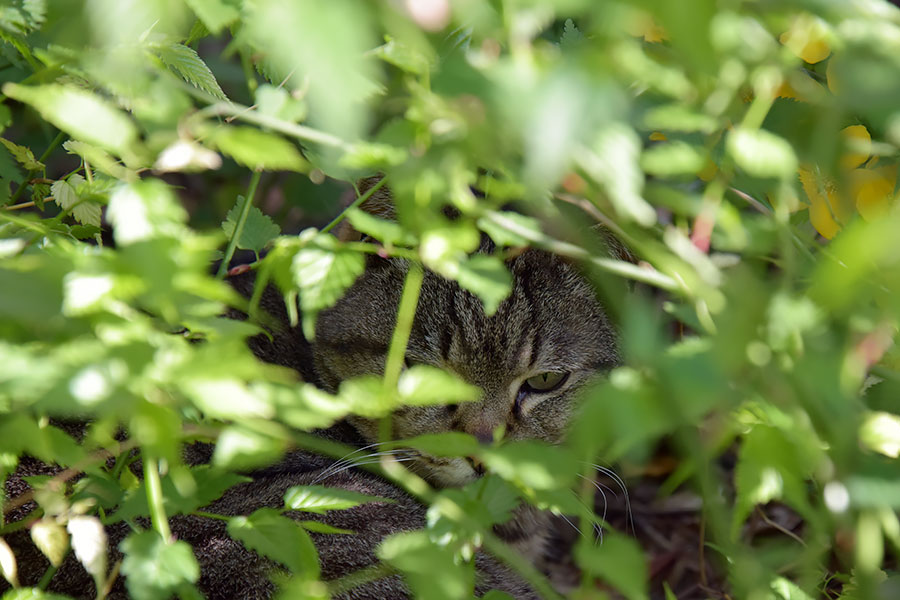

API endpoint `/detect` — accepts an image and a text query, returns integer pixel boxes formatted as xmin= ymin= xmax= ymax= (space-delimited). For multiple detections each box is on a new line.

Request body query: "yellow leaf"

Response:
xmin=625 ymin=11 xmax=668 ymax=43
xmin=780 ymin=14 xmax=831 ymax=64
xmin=649 ymin=131 xmax=667 ymax=141
xmin=840 ymin=125 xmax=872 ymax=171
xmin=799 ymin=167 xmax=841 ymax=239
xmin=852 ymin=165 xmax=897 ymax=221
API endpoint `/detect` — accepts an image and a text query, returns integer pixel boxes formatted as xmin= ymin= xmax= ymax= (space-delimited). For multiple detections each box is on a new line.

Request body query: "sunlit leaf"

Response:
xmin=120 ymin=532 xmax=199 ymax=600
xmin=227 ymin=508 xmax=320 ymax=577
xmin=3 ymin=83 xmax=137 ymax=157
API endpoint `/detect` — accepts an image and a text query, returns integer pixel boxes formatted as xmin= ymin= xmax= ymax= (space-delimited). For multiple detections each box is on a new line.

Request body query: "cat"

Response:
xmin=3 ymin=180 xmax=621 ymax=599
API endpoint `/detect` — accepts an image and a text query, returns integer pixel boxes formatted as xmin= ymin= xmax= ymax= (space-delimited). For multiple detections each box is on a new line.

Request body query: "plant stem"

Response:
xmin=383 ymin=262 xmax=423 ymax=391
xmin=143 ymin=457 xmax=172 ymax=542
xmin=217 ymin=171 xmax=262 ymax=278
xmin=321 ymin=177 xmax=387 ymax=234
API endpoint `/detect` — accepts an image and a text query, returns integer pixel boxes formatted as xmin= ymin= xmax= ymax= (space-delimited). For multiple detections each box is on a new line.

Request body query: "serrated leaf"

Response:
xmin=0 ymin=138 xmax=43 ymax=170
xmin=2 ymin=83 xmax=137 ymax=157
xmin=152 ymin=42 xmax=227 ymax=100
xmin=227 ymin=508 xmax=320 ymax=577
xmin=222 ymin=195 xmax=281 ymax=254
xmin=52 ymin=175 xmax=101 ymax=226
xmin=213 ymin=127 xmax=307 ymax=172
xmin=576 ymin=531 xmax=648 ymax=600
xmin=560 ymin=19 xmax=584 ymax=49
xmin=397 ymin=365 xmax=480 ymax=406
xmin=120 ymin=532 xmax=199 ymax=600
xmin=184 ymin=0 xmax=239 ymax=35
xmin=30 ymin=181 xmax=48 ymax=210
xmin=284 ymin=485 xmax=393 ymax=515
xmin=456 ymin=254 xmax=512 ymax=316
xmin=291 ymin=233 xmax=365 ymax=339
xmin=727 ymin=127 xmax=797 ymax=179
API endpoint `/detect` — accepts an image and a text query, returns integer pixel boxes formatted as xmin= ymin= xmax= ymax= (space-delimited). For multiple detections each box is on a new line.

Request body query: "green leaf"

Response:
xmin=339 ymin=141 xmax=407 ymax=169
xmin=560 ymin=19 xmax=584 ymax=49
xmin=291 ymin=232 xmax=365 ymax=339
xmin=221 ymin=195 xmax=281 ymax=254
xmin=378 ymin=531 xmax=473 ymax=600
xmin=477 ymin=212 xmax=541 ymax=248
xmin=481 ymin=442 xmax=578 ymax=491
xmin=184 ymin=0 xmax=239 ymax=35
xmin=579 ymin=123 xmax=656 ymax=226
xmin=0 ymin=138 xmax=42 ymax=170
xmin=212 ymin=423 xmax=287 ymax=471
xmin=111 ymin=466 xmax=251 ymax=523
xmin=640 ymin=142 xmax=707 ymax=177
xmin=297 ymin=521 xmax=354 ymax=535
xmin=727 ymin=127 xmax=798 ymax=179
xmin=1 ymin=590 xmax=72 ymax=600
xmin=106 ymin=180 xmax=187 ymax=245
xmin=255 ymin=84 xmax=307 ymax=123
xmin=345 ymin=207 xmax=416 ymax=246
xmin=227 ymin=508 xmax=320 ymax=577
xmin=642 ymin=104 xmax=719 ymax=134
xmin=50 ymin=175 xmax=81 ymax=212
xmin=456 ymin=254 xmax=512 ymax=316
xmin=2 ymin=83 xmax=137 ymax=157
xmin=284 ymin=485 xmax=394 ymax=514
xmin=63 ymin=140 xmax=136 ymax=181
xmin=212 ymin=127 xmax=307 ymax=172
xmin=389 ymin=432 xmax=481 ymax=458
xmin=151 ymin=42 xmax=227 ymax=100
xmin=120 ymin=532 xmax=200 ymax=600
xmin=576 ymin=531 xmax=648 ymax=600
xmin=397 ymin=365 xmax=480 ymax=406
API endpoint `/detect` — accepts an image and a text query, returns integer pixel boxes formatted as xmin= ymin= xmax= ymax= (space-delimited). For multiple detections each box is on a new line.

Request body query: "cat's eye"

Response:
xmin=522 ymin=371 xmax=569 ymax=393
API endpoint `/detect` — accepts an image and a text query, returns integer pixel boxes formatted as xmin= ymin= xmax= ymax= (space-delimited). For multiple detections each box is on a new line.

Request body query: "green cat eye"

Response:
xmin=523 ymin=371 xmax=569 ymax=393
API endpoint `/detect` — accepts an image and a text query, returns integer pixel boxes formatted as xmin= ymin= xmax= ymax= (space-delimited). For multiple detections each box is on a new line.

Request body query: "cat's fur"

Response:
xmin=3 ymin=184 xmax=620 ymax=599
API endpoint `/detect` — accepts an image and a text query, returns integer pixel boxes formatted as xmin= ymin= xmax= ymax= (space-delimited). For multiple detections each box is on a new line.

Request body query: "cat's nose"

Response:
xmin=469 ymin=427 xmax=494 ymax=445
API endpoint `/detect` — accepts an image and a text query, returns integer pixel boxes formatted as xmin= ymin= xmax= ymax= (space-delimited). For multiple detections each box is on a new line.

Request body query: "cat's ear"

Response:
xmin=591 ymin=224 xmax=636 ymax=264
xmin=336 ymin=175 xmax=395 ymax=242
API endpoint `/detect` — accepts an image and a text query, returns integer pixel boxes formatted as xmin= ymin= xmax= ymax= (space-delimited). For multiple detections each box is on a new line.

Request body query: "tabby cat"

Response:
xmin=4 ymin=183 xmax=620 ymax=599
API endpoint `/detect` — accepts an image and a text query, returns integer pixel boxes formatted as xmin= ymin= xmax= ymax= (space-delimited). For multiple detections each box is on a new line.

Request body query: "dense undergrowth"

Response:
xmin=1 ymin=0 xmax=899 ymax=598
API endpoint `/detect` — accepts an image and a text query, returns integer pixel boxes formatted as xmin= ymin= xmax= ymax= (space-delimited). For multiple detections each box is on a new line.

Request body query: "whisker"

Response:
xmin=312 ymin=448 xmax=415 ymax=484
xmin=590 ymin=462 xmax=634 ymax=536
xmin=559 ymin=514 xmax=584 ymax=539
xmin=319 ymin=456 xmax=418 ymax=481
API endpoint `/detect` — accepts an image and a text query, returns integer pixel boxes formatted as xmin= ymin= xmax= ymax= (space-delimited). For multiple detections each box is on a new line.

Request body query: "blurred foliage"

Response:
xmin=0 ymin=0 xmax=900 ymax=598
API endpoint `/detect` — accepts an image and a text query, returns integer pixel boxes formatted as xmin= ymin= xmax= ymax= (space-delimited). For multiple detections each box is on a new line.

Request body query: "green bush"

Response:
xmin=1 ymin=0 xmax=900 ymax=598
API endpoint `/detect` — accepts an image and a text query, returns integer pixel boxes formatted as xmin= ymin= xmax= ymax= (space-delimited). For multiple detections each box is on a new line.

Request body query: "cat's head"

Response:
xmin=313 ymin=182 xmax=620 ymax=487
